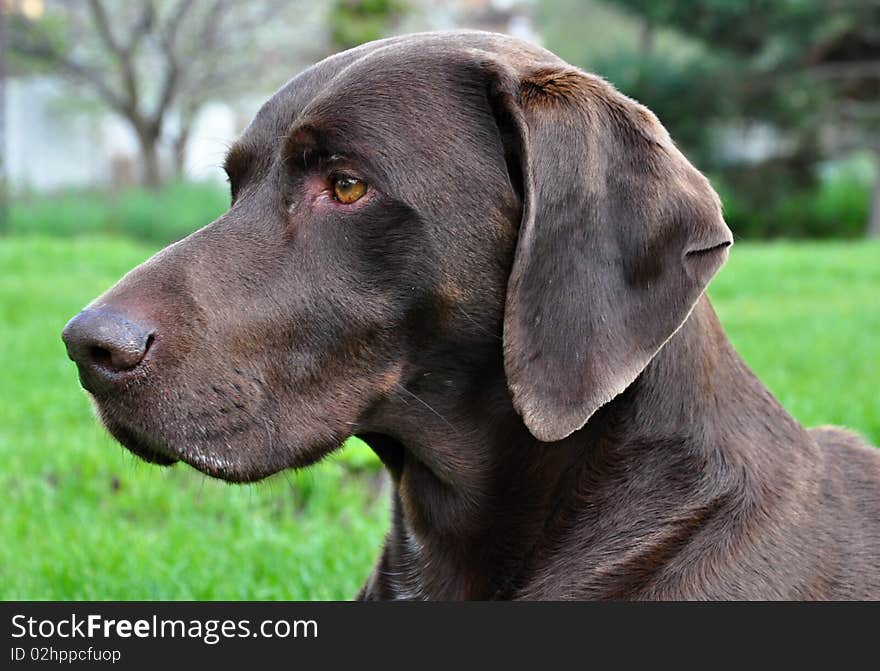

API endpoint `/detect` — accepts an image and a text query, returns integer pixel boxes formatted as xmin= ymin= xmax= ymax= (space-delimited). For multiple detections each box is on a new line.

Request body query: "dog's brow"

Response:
xmin=223 ymin=143 xmax=252 ymax=180
xmin=280 ymin=124 xmax=345 ymax=173
xmin=280 ymin=124 xmax=318 ymax=170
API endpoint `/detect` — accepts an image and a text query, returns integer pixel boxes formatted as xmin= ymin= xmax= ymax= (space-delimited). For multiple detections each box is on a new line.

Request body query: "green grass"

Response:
xmin=709 ymin=241 xmax=880 ymax=442
xmin=8 ymin=181 xmax=229 ymax=245
xmin=1 ymin=235 xmax=877 ymax=600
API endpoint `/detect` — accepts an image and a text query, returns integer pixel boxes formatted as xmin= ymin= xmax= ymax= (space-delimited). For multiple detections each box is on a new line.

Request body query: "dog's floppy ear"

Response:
xmin=485 ymin=60 xmax=733 ymax=443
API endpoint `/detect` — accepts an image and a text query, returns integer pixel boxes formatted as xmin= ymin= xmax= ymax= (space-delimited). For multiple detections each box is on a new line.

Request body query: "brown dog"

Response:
xmin=62 ymin=32 xmax=880 ymax=600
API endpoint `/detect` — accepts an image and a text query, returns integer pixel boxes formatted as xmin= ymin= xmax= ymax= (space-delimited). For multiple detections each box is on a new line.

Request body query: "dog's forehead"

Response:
xmin=238 ymin=32 xmax=557 ymax=150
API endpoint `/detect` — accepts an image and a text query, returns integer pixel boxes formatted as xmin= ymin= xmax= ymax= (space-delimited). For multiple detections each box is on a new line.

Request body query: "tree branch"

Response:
xmin=12 ymin=39 xmax=131 ymax=116
xmin=194 ymin=0 xmax=234 ymax=56
xmin=835 ymin=99 xmax=880 ymax=120
xmin=87 ymin=0 xmax=141 ymax=118
xmin=160 ymin=0 xmax=196 ymax=50
xmin=125 ymin=1 xmax=156 ymax=56
xmin=152 ymin=0 xmax=197 ymax=126
xmin=87 ymin=0 xmax=123 ymax=57
xmin=806 ymin=60 xmax=880 ymax=80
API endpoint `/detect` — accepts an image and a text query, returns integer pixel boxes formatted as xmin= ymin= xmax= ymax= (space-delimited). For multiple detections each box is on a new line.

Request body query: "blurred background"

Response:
xmin=1 ymin=0 xmax=878 ymax=600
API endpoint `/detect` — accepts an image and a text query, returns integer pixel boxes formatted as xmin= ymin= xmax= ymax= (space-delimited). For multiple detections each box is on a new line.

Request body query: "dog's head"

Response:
xmin=62 ymin=32 xmax=731 ymax=482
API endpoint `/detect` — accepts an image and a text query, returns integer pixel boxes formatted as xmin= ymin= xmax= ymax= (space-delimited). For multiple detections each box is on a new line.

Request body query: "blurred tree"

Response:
xmin=591 ymin=0 xmax=880 ymax=237
xmin=8 ymin=0 xmax=312 ymax=188
xmin=538 ymin=0 xmax=719 ymax=160
xmin=326 ymin=0 xmax=408 ymax=51
xmin=538 ymin=0 xmax=879 ymax=237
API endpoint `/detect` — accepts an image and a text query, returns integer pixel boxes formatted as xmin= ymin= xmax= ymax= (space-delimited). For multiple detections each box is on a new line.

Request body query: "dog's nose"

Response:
xmin=62 ymin=308 xmax=155 ymax=391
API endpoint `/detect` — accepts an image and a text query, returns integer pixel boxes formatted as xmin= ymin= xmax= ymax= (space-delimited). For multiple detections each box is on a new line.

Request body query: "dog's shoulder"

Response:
xmin=810 ymin=424 xmax=880 ymax=525
xmin=809 ymin=424 xmax=878 ymax=457
xmin=807 ymin=425 xmax=880 ymax=597
xmin=810 ymin=424 xmax=880 ymax=487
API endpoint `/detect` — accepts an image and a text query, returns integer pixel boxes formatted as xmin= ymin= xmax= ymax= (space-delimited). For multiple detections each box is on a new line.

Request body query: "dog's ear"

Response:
xmin=484 ymin=59 xmax=732 ymax=443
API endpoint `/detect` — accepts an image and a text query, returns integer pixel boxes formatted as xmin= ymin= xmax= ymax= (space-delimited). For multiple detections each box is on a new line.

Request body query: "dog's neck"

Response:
xmin=360 ymin=296 xmax=814 ymax=600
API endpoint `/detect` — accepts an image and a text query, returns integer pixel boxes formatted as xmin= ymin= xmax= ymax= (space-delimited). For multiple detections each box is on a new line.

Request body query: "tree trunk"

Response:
xmin=173 ymin=124 xmax=191 ymax=180
xmin=134 ymin=125 xmax=162 ymax=189
xmin=868 ymin=151 xmax=880 ymax=238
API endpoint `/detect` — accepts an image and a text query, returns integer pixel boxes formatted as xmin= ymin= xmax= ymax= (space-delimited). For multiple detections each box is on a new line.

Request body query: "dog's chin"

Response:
xmin=104 ymin=420 xmax=179 ymax=467
xmin=100 ymin=414 xmax=339 ymax=484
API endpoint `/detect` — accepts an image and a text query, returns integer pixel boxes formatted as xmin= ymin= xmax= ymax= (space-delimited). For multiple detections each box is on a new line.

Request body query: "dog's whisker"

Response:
xmin=394 ymin=383 xmax=459 ymax=434
xmin=282 ymin=469 xmax=297 ymax=498
xmin=197 ymin=473 xmax=208 ymax=502
xmin=455 ymin=304 xmax=501 ymax=341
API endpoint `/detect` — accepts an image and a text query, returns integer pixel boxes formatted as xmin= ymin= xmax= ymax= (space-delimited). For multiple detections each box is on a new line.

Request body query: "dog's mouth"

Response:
xmin=103 ymin=418 xmax=179 ymax=467
xmin=93 ymin=396 xmax=337 ymax=484
xmin=104 ymin=416 xmax=268 ymax=482
xmin=82 ymin=353 xmax=372 ymax=484
xmin=84 ymin=364 xmax=299 ymax=482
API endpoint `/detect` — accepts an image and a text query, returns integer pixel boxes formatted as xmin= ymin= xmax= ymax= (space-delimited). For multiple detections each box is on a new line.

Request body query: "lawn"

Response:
xmin=1 ymin=235 xmax=877 ymax=600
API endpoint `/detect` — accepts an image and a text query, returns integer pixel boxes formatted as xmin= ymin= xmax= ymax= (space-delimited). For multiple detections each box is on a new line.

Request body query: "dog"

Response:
xmin=62 ymin=31 xmax=880 ymax=600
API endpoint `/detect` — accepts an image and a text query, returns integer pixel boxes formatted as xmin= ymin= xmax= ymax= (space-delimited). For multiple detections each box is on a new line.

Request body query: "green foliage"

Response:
xmin=610 ymin=0 xmax=830 ymax=60
xmin=9 ymin=181 xmax=229 ymax=245
xmin=591 ymin=50 xmax=730 ymax=165
xmin=716 ymin=171 xmax=871 ymax=239
xmin=1 ymin=235 xmax=877 ymax=598
xmin=327 ymin=0 xmax=408 ymax=51
xmin=6 ymin=10 xmax=70 ymax=75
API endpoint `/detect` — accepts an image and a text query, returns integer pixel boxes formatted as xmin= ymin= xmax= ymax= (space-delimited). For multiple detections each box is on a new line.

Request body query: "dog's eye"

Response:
xmin=332 ymin=176 xmax=367 ymax=204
